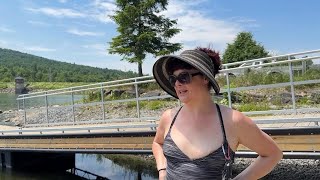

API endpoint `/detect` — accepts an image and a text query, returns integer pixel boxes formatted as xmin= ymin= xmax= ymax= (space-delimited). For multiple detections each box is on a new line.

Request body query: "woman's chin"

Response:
xmin=177 ymin=95 xmax=190 ymax=104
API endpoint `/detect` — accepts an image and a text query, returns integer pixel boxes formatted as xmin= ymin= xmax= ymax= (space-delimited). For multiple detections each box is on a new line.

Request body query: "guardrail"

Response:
xmin=16 ymin=49 xmax=320 ymax=127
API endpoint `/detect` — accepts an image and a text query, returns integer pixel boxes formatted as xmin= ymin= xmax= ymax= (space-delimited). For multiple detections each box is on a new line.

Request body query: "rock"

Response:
xmin=141 ymin=90 xmax=162 ymax=98
xmin=123 ymin=90 xmax=136 ymax=98
xmin=112 ymin=89 xmax=125 ymax=97
xmin=14 ymin=121 xmax=21 ymax=126
xmin=310 ymin=92 xmax=320 ymax=103
xmin=269 ymin=93 xmax=293 ymax=104
xmin=0 ymin=110 xmax=2 ymax=114
xmin=104 ymin=89 xmax=112 ymax=96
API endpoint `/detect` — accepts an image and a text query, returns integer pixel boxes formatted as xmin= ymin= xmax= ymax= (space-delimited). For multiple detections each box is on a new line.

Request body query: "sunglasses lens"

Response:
xmin=177 ymin=72 xmax=190 ymax=84
xmin=169 ymin=75 xmax=177 ymax=86
xmin=169 ymin=72 xmax=191 ymax=86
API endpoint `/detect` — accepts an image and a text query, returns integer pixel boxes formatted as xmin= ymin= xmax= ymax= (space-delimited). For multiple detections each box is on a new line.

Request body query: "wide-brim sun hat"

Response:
xmin=153 ymin=49 xmax=220 ymax=99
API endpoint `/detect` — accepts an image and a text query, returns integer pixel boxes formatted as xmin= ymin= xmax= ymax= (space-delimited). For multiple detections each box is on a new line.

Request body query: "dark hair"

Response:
xmin=166 ymin=59 xmax=195 ymax=75
xmin=195 ymin=47 xmax=222 ymax=76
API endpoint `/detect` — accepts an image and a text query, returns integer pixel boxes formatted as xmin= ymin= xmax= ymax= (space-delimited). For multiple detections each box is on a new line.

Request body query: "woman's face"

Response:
xmin=171 ymin=69 xmax=208 ymax=102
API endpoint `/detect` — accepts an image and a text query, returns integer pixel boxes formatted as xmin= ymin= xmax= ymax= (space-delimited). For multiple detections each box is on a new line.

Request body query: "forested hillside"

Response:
xmin=0 ymin=48 xmax=137 ymax=82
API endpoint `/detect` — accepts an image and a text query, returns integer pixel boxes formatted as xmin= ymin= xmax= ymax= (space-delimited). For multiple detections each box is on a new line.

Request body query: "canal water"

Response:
xmin=0 ymin=154 xmax=157 ymax=180
xmin=0 ymin=93 xmax=84 ymax=111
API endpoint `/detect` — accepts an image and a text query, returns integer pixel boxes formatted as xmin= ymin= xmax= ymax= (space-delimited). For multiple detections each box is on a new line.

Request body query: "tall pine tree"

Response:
xmin=109 ymin=0 xmax=182 ymax=76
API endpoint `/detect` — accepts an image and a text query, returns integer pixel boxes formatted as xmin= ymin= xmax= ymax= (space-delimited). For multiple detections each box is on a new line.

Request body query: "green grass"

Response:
xmin=0 ymin=82 xmax=13 ymax=89
xmin=235 ymin=102 xmax=271 ymax=112
xmin=125 ymin=100 xmax=173 ymax=111
xmin=217 ymin=71 xmax=290 ymax=88
xmin=28 ymin=82 xmax=91 ymax=90
xmin=0 ymin=82 xmax=91 ymax=90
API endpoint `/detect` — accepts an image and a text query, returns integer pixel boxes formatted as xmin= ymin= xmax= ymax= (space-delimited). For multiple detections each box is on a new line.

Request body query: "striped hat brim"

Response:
xmin=153 ymin=50 xmax=220 ymax=99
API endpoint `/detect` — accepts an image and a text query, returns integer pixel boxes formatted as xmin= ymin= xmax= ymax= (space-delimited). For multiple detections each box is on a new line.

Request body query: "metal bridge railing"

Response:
xmin=15 ymin=49 xmax=320 ymax=128
xmin=68 ymin=167 xmax=109 ymax=180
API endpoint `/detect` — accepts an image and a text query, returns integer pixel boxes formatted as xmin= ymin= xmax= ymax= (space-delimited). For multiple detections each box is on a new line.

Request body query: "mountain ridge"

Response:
xmin=0 ymin=48 xmax=137 ymax=82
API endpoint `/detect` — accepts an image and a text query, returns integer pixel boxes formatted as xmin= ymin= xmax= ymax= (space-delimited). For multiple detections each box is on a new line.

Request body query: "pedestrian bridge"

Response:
xmin=1 ymin=49 xmax=320 ymax=167
xmin=1 ymin=125 xmax=320 ymax=159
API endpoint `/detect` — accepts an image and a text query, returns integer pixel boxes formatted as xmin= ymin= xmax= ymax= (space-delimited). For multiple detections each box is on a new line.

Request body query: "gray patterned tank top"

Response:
xmin=163 ymin=104 xmax=235 ymax=180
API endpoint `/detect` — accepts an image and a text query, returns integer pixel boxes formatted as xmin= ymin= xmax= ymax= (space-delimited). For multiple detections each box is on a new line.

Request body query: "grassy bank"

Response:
xmin=103 ymin=154 xmax=157 ymax=178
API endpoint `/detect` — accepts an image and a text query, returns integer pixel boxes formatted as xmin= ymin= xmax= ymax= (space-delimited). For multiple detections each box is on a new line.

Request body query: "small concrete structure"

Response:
xmin=15 ymin=77 xmax=25 ymax=94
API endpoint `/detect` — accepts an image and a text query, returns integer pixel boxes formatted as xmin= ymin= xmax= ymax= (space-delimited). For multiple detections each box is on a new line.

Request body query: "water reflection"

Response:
xmin=76 ymin=154 xmax=157 ymax=180
xmin=0 ymin=154 xmax=157 ymax=180
xmin=0 ymin=168 xmax=82 ymax=180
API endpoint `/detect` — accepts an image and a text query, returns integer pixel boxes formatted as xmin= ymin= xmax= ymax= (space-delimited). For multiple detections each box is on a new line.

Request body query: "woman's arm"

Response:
xmin=233 ymin=111 xmax=283 ymax=180
xmin=152 ymin=109 xmax=171 ymax=180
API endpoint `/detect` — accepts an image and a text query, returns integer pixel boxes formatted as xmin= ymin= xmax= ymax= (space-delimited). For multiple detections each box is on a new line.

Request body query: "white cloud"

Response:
xmin=25 ymin=46 xmax=56 ymax=52
xmin=0 ymin=26 xmax=14 ymax=33
xmin=25 ymin=2 xmax=115 ymax=23
xmin=27 ymin=20 xmax=51 ymax=27
xmin=89 ymin=0 xmax=116 ymax=23
xmin=58 ymin=0 xmax=68 ymax=3
xmin=75 ymin=57 xmax=137 ymax=72
xmin=83 ymin=43 xmax=105 ymax=49
xmin=26 ymin=7 xmax=86 ymax=18
xmin=73 ymin=22 xmax=96 ymax=27
xmin=82 ymin=43 xmax=108 ymax=55
xmin=161 ymin=0 xmax=243 ymax=52
xmin=228 ymin=17 xmax=260 ymax=28
xmin=67 ymin=28 xmax=105 ymax=36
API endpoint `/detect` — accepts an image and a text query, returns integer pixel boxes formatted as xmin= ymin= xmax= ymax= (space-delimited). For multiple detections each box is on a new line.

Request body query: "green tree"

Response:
xmin=223 ymin=32 xmax=269 ymax=64
xmin=109 ymin=0 xmax=182 ymax=76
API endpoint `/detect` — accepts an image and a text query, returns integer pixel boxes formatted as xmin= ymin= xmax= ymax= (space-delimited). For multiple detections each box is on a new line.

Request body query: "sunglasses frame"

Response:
xmin=168 ymin=72 xmax=202 ymax=87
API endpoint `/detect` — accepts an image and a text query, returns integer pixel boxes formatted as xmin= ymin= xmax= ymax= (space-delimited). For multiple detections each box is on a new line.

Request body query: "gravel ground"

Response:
xmin=1 ymin=104 xmax=320 ymax=179
xmin=233 ymin=158 xmax=320 ymax=180
xmin=0 ymin=101 xmax=176 ymax=126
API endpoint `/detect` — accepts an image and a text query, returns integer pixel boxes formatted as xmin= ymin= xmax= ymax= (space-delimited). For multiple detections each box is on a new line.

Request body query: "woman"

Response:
xmin=152 ymin=47 xmax=282 ymax=180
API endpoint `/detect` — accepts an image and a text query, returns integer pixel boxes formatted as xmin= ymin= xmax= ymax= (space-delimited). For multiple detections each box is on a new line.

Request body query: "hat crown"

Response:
xmin=180 ymin=50 xmax=215 ymax=74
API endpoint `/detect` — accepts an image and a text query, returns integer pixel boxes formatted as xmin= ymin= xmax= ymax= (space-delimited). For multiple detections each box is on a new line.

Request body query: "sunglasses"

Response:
xmin=168 ymin=72 xmax=202 ymax=87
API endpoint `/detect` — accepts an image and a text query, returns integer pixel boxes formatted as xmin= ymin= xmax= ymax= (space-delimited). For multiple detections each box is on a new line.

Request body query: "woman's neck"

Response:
xmin=183 ymin=93 xmax=215 ymax=117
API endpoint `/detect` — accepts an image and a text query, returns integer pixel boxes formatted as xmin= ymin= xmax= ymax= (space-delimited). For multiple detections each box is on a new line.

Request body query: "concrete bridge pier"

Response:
xmin=0 ymin=151 xmax=75 ymax=171
xmin=1 ymin=152 xmax=12 ymax=168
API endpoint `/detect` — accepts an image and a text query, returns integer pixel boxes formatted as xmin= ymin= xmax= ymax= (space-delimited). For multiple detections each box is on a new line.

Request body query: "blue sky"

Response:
xmin=0 ymin=0 xmax=319 ymax=75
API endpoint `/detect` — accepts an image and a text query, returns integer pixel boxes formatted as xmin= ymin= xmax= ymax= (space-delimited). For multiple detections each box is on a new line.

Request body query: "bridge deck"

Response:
xmin=1 ymin=122 xmax=320 ymax=159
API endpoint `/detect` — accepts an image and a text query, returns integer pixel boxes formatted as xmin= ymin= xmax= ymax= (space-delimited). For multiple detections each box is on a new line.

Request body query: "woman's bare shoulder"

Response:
xmin=160 ymin=107 xmax=181 ymax=124
xmin=217 ymin=104 xmax=246 ymax=123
